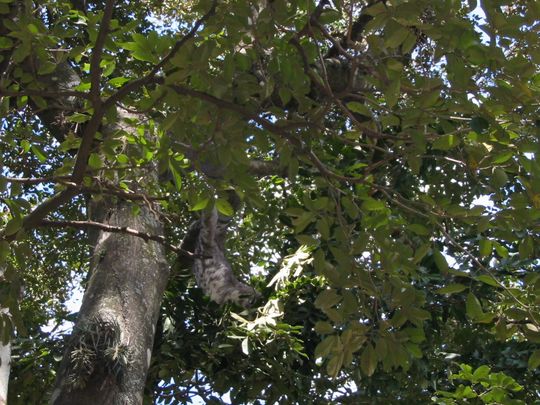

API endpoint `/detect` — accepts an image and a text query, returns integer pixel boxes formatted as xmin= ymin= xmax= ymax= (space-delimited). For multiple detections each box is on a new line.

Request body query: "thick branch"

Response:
xmin=89 ymin=0 xmax=115 ymax=101
xmin=21 ymin=188 xmax=79 ymax=232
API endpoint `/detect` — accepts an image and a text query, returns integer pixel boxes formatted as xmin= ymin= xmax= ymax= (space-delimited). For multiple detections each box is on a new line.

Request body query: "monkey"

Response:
xmin=192 ymin=206 xmax=260 ymax=308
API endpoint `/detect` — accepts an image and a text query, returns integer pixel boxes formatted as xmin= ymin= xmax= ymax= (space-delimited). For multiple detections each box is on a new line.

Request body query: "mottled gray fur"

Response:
xmin=193 ymin=207 xmax=260 ymax=308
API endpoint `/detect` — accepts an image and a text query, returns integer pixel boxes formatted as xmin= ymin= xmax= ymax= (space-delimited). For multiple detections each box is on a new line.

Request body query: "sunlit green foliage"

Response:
xmin=0 ymin=0 xmax=539 ymax=403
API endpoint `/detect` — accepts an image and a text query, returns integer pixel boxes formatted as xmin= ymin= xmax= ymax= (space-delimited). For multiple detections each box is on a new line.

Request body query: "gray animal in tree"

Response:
xmin=192 ymin=207 xmax=260 ymax=308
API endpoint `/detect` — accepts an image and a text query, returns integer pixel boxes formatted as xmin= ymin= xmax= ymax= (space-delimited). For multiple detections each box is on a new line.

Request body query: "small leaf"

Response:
xmin=0 ymin=36 xmax=13 ymax=49
xmin=408 ymin=223 xmax=429 ymax=235
xmin=472 ymin=365 xmax=490 ymax=380
xmin=315 ymin=335 xmax=337 ymax=358
xmin=518 ymin=236 xmax=534 ymax=259
xmin=4 ymin=217 xmax=22 ymax=236
xmin=241 ymin=337 xmax=249 ymax=355
xmin=433 ymin=249 xmax=449 ymax=273
xmin=326 ymin=353 xmax=344 ymax=378
xmin=109 ymin=77 xmax=131 ymax=87
xmin=528 ymin=349 xmax=540 ymax=369
xmin=88 ymin=153 xmax=102 ymax=169
xmin=361 ymin=198 xmax=385 ymax=211
xmin=215 ymin=198 xmax=234 ymax=217
xmin=168 ymin=161 xmax=182 ymax=191
xmin=360 ymin=343 xmax=377 ymax=376
xmin=433 ymin=134 xmax=459 ymax=150
xmin=346 ymin=102 xmax=372 ymax=118
xmin=476 ymin=275 xmax=499 ymax=287
xmin=470 ymin=116 xmax=489 ymax=133
xmin=314 ymin=321 xmax=334 ymax=335
xmin=466 ymin=292 xmax=484 ymax=320
xmin=492 ymin=150 xmax=513 ymax=164
xmin=0 ymin=241 xmax=9 ymax=263
xmin=67 ymin=112 xmax=91 ymax=123
xmin=384 ymin=78 xmax=400 ymax=108
xmin=30 ymin=145 xmax=47 ymax=162
xmin=479 ymin=239 xmax=492 ymax=257
xmin=190 ymin=197 xmax=210 ymax=211
xmin=314 ymin=289 xmax=341 ymax=310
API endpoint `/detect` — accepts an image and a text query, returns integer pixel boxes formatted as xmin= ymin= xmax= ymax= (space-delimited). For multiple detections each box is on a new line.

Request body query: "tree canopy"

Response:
xmin=0 ymin=0 xmax=539 ymax=403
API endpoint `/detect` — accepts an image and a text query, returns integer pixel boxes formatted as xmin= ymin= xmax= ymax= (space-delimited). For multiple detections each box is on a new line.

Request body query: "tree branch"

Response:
xmin=38 ymin=219 xmax=194 ymax=256
xmin=89 ymin=0 xmax=115 ymax=102
xmin=0 ymin=89 xmax=89 ymax=99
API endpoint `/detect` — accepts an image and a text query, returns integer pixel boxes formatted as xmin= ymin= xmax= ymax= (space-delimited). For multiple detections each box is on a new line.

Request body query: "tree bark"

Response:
xmin=0 ymin=316 xmax=10 ymax=405
xmin=50 ymin=198 xmax=169 ymax=404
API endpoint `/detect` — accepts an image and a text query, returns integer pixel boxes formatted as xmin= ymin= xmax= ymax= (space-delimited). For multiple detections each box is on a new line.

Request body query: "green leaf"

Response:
xmin=472 ymin=365 xmax=490 ymax=380
xmin=292 ymin=211 xmax=315 ymax=233
xmin=433 ymin=134 xmax=459 ymax=150
xmin=405 ymin=342 xmax=422 ymax=359
xmin=361 ymin=198 xmax=385 ymax=211
xmin=385 ymin=25 xmax=408 ymax=48
xmin=470 ymin=117 xmax=489 ymax=133
xmin=491 ymin=150 xmax=513 ymax=164
xmin=360 ymin=343 xmax=377 ymax=376
xmin=479 ymin=239 xmax=492 ymax=257
xmin=315 ymin=335 xmax=337 ymax=358
xmin=384 ymin=78 xmax=400 ymax=108
xmin=346 ymin=102 xmax=372 ymax=118
xmin=528 ymin=350 xmax=540 ymax=369
xmin=0 ymin=240 xmax=9 ymax=263
xmin=433 ymin=249 xmax=449 ymax=273
xmin=109 ymin=76 xmax=131 ymax=87
xmin=490 ymin=167 xmax=508 ymax=188
xmin=476 ymin=275 xmax=499 ymax=287
xmin=67 ymin=112 xmax=91 ymax=123
xmin=190 ymin=197 xmax=210 ymax=211
xmin=215 ymin=198 xmax=234 ymax=217
xmin=0 ymin=36 xmax=13 ymax=49
xmin=493 ymin=242 xmax=509 ymax=258
xmin=88 ymin=153 xmax=102 ymax=169
xmin=518 ymin=236 xmax=534 ymax=259
xmin=436 ymin=283 xmax=468 ymax=295
xmin=30 ymin=145 xmax=47 ymax=162
xmin=314 ymin=289 xmax=341 ymax=310
xmin=314 ymin=321 xmax=334 ymax=335
xmin=326 ymin=352 xmax=344 ymax=378
xmin=408 ymin=223 xmax=429 ymax=235
xmin=168 ymin=161 xmax=182 ymax=191
xmin=4 ymin=217 xmax=22 ymax=236
xmin=466 ymin=292 xmax=484 ymax=320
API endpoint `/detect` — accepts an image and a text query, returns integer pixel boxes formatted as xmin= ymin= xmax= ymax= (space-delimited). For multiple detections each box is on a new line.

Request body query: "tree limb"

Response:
xmin=89 ymin=0 xmax=115 ymax=102
xmin=38 ymin=219 xmax=194 ymax=256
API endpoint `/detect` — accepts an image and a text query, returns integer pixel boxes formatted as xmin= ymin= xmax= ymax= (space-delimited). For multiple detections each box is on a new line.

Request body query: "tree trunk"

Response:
xmin=26 ymin=59 xmax=171 ymax=403
xmin=50 ymin=198 xmax=169 ymax=404
xmin=0 ymin=320 xmax=10 ymax=405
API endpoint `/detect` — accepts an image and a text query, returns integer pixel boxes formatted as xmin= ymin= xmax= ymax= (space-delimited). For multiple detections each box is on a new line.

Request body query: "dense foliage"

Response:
xmin=0 ymin=0 xmax=539 ymax=403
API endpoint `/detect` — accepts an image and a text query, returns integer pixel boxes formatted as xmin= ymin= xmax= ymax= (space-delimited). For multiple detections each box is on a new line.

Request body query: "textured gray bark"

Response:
xmin=50 ymin=198 xmax=169 ymax=405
